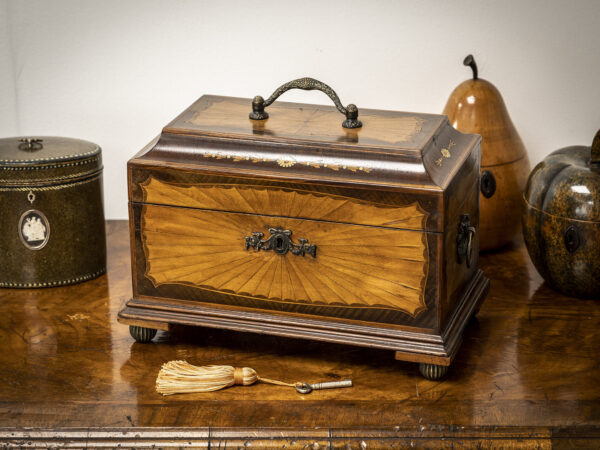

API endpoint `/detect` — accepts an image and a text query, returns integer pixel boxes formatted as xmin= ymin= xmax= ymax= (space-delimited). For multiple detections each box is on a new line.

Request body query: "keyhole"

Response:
xmin=275 ymin=236 xmax=284 ymax=251
xmin=480 ymin=170 xmax=496 ymax=198
xmin=564 ymin=226 xmax=580 ymax=253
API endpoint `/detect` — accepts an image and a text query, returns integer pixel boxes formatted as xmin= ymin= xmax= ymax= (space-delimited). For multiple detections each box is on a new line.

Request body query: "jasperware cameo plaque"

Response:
xmin=19 ymin=209 xmax=50 ymax=250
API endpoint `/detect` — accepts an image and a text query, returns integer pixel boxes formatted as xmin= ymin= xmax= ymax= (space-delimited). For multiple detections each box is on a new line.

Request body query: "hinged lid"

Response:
xmin=0 ymin=136 xmax=102 ymax=186
xmin=524 ymin=145 xmax=600 ymax=223
xmin=134 ymin=95 xmax=479 ymax=192
xmin=130 ymin=94 xmax=481 ymax=233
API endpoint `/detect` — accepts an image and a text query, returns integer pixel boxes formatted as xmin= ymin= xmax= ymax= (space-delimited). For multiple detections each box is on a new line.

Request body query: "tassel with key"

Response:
xmin=155 ymin=360 xmax=352 ymax=395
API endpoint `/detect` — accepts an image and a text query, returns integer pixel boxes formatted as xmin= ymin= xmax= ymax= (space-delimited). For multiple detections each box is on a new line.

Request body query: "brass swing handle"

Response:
xmin=249 ymin=77 xmax=362 ymax=129
xmin=245 ymin=228 xmax=317 ymax=258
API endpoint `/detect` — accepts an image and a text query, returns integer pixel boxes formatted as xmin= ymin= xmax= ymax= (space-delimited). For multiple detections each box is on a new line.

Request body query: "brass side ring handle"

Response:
xmin=249 ymin=77 xmax=362 ymax=129
xmin=457 ymin=214 xmax=476 ymax=268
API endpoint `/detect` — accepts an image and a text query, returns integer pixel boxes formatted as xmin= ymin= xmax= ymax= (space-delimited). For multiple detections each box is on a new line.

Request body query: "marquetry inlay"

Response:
xmin=142 ymin=205 xmax=429 ymax=317
xmin=141 ymin=177 xmax=429 ymax=231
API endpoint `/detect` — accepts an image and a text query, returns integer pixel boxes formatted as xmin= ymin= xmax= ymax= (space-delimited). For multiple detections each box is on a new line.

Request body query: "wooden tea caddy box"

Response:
xmin=118 ymin=79 xmax=490 ymax=379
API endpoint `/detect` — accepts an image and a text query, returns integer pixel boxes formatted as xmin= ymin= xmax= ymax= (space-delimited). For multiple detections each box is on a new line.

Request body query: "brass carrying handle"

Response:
xmin=249 ymin=77 xmax=362 ymax=129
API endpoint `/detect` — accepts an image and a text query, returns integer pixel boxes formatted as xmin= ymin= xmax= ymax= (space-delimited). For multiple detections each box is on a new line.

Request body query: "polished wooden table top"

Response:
xmin=1 ymin=221 xmax=598 ymax=448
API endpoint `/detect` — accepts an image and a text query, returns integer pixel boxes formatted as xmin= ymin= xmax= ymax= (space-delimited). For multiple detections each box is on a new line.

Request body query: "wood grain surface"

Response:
xmin=141 ymin=176 xmax=429 ymax=231
xmin=141 ymin=203 xmax=428 ymax=315
xmin=165 ymin=95 xmax=438 ymax=150
xmin=1 ymin=221 xmax=598 ymax=448
xmin=140 ymin=95 xmax=481 ymax=197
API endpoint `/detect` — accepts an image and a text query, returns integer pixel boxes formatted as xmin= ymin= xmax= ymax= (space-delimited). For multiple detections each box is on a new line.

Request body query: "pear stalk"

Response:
xmin=463 ymin=54 xmax=478 ymax=80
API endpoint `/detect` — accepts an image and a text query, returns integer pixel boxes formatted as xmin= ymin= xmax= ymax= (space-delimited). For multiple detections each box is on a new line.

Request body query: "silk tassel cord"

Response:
xmin=156 ymin=360 xmax=297 ymax=395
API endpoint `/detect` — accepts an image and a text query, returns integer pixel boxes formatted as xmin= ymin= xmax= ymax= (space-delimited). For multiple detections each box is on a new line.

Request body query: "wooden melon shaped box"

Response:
xmin=118 ymin=78 xmax=490 ymax=379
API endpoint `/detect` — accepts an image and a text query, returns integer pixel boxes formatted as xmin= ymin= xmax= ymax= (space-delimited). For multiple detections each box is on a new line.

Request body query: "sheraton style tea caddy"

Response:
xmin=118 ymin=78 xmax=490 ymax=379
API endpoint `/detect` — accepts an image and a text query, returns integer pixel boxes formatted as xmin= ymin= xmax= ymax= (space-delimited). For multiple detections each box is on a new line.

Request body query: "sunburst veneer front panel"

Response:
xmin=141 ymin=177 xmax=428 ymax=231
xmin=142 ymin=204 xmax=429 ymax=317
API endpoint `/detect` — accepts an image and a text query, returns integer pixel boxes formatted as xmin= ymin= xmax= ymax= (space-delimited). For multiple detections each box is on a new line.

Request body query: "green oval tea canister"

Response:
xmin=0 ymin=137 xmax=106 ymax=288
xmin=522 ymin=130 xmax=600 ymax=298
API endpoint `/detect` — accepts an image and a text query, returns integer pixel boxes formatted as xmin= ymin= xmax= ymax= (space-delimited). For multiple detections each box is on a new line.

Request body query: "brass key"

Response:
xmin=295 ymin=379 xmax=353 ymax=394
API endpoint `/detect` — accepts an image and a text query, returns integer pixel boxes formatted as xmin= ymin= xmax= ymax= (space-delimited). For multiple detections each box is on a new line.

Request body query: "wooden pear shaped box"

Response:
xmin=118 ymin=80 xmax=490 ymax=379
xmin=443 ymin=56 xmax=531 ymax=251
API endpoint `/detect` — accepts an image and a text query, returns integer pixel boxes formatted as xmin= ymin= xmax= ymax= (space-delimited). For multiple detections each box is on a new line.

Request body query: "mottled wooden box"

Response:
xmin=118 ymin=95 xmax=489 ymax=378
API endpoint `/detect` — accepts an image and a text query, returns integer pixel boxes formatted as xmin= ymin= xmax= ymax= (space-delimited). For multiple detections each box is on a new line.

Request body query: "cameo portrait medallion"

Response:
xmin=18 ymin=210 xmax=50 ymax=250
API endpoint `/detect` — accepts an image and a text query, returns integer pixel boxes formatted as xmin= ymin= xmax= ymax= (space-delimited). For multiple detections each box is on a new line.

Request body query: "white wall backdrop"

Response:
xmin=1 ymin=0 xmax=599 ymax=219
xmin=0 ymin=0 xmax=17 ymax=136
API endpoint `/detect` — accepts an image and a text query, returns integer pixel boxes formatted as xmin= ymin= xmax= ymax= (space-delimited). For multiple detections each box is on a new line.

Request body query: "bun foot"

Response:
xmin=470 ymin=307 xmax=481 ymax=324
xmin=419 ymin=363 xmax=449 ymax=380
xmin=129 ymin=325 xmax=157 ymax=343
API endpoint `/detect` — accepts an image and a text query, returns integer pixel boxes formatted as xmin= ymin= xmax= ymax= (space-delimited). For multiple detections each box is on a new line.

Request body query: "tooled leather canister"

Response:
xmin=0 ymin=137 xmax=106 ymax=287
